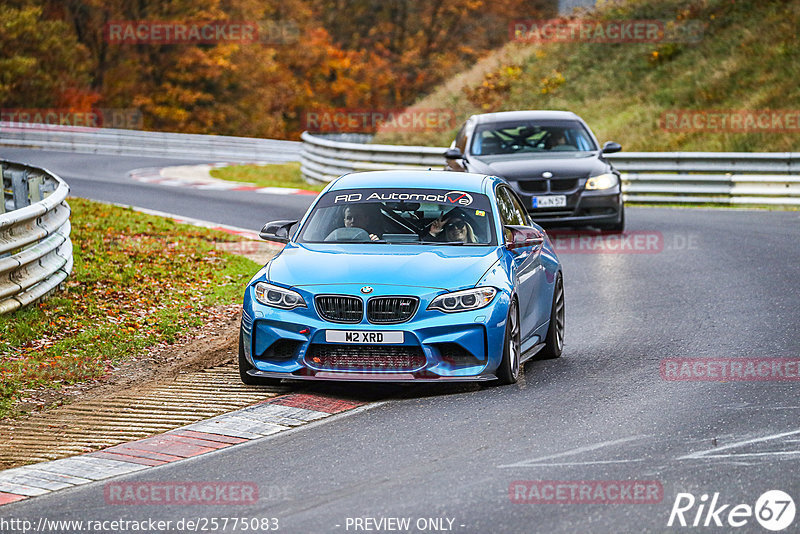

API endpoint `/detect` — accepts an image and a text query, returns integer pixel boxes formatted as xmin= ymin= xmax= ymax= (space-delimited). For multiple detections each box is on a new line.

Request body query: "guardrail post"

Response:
xmin=28 ymin=174 xmax=43 ymax=203
xmin=40 ymin=180 xmax=56 ymax=198
xmin=0 ymin=164 xmax=5 ymax=215
xmin=11 ymin=169 xmax=30 ymax=209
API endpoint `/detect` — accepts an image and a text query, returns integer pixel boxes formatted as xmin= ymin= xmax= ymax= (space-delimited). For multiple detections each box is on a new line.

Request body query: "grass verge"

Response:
xmin=0 ymin=198 xmax=261 ymax=419
xmin=375 ymin=0 xmax=800 ymax=153
xmin=209 ymin=162 xmax=325 ymax=192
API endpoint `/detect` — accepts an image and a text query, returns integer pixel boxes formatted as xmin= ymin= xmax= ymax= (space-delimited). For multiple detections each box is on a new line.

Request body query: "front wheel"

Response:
xmin=494 ymin=299 xmax=521 ymax=385
xmin=599 ymin=207 xmax=625 ymax=233
xmin=538 ymin=273 xmax=565 ymax=359
xmin=238 ymin=331 xmax=283 ymax=386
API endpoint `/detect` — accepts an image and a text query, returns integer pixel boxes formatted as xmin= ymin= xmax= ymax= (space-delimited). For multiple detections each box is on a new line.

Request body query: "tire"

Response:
xmin=494 ymin=299 xmax=521 ymax=385
xmin=538 ymin=273 xmax=565 ymax=360
xmin=599 ymin=207 xmax=625 ymax=233
xmin=238 ymin=331 xmax=283 ymax=386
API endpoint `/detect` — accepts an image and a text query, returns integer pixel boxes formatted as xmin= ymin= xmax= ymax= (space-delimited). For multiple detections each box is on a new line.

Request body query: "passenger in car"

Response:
xmin=445 ymin=217 xmax=478 ymax=243
xmin=424 ymin=212 xmax=478 ymax=243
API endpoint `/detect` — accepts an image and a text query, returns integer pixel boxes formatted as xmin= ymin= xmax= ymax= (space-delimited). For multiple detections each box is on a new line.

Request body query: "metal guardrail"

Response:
xmin=1 ymin=160 xmax=72 ymax=314
xmin=300 ymin=132 xmax=800 ymax=206
xmin=613 ymin=153 xmax=800 ymax=205
xmin=0 ymin=123 xmax=302 ymax=163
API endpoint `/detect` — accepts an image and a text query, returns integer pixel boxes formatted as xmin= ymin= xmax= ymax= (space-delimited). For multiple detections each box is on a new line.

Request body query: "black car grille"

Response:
xmin=256 ymin=339 xmax=300 ymax=361
xmin=367 ymin=297 xmax=418 ymax=324
xmin=315 ymin=295 xmax=363 ymax=323
xmin=517 ymin=180 xmax=547 ymax=193
xmin=516 ymin=176 xmax=583 ymax=195
xmin=306 ymin=344 xmax=426 ymax=371
xmin=436 ymin=343 xmax=481 ymax=366
xmin=550 ymin=178 xmax=579 ymax=192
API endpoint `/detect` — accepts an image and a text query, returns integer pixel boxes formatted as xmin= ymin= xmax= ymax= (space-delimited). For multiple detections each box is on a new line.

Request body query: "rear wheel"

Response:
xmin=238 ymin=331 xmax=283 ymax=386
xmin=538 ymin=273 xmax=565 ymax=359
xmin=494 ymin=299 xmax=521 ymax=385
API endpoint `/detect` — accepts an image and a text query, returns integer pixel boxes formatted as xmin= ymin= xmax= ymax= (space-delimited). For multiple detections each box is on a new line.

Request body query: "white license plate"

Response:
xmin=532 ymin=195 xmax=567 ymax=208
xmin=325 ymin=330 xmax=404 ymax=344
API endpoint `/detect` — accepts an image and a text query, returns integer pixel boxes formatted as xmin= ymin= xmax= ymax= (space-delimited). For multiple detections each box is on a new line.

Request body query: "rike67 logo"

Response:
xmin=667 ymin=490 xmax=795 ymax=531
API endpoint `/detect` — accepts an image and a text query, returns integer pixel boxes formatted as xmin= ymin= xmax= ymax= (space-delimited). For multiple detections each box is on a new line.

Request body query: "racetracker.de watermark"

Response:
xmin=548 ymin=231 xmax=700 ymax=254
xmin=661 ymin=358 xmax=800 ymax=382
xmin=509 ymin=480 xmax=663 ymax=504
xmin=302 ymin=108 xmax=456 ymax=134
xmin=660 ymin=110 xmax=800 ymax=133
xmin=104 ymin=481 xmax=259 ymax=505
xmin=549 ymin=231 xmax=663 ymax=254
xmin=105 ymin=20 xmax=299 ymax=45
xmin=510 ymin=19 xmax=703 ymax=44
xmin=0 ymin=108 xmax=143 ymax=130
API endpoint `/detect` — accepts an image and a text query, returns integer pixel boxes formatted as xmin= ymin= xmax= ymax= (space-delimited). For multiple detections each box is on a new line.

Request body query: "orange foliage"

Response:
xmin=5 ymin=0 xmax=557 ymax=138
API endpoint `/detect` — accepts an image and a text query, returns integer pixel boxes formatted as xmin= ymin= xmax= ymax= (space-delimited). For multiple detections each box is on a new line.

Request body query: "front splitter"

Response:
xmin=247 ymin=370 xmax=497 ymax=382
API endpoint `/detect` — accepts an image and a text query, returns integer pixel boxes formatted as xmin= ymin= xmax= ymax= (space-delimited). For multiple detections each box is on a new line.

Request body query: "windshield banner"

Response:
xmin=317 ymin=188 xmax=492 ymax=211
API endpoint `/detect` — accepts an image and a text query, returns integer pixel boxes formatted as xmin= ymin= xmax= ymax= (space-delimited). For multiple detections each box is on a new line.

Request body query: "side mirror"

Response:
xmin=444 ymin=148 xmax=465 ymax=160
xmin=504 ymin=225 xmax=544 ymax=252
xmin=602 ymin=141 xmax=622 ymax=154
xmin=259 ymin=220 xmax=298 ymax=243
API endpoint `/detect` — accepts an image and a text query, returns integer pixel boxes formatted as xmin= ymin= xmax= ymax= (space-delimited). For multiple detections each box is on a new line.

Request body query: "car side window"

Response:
xmin=496 ymin=186 xmax=526 ymax=242
xmin=455 ymin=124 xmax=467 ymax=153
xmin=497 ymin=187 xmax=525 ymax=225
xmin=507 ymin=189 xmax=532 ymax=226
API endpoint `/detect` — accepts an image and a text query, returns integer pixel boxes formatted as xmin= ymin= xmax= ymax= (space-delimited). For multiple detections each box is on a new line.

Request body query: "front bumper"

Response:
xmin=241 ymin=284 xmax=511 ymax=382
xmin=512 ymin=181 xmax=623 ymax=227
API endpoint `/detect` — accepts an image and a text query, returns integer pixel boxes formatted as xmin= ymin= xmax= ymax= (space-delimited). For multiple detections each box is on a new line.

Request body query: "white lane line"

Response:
xmin=691 ymin=451 xmax=800 ymax=459
xmin=679 ymin=428 xmax=800 ymax=460
xmin=497 ymin=435 xmax=645 ymax=468
xmin=504 ymin=459 xmax=646 ymax=467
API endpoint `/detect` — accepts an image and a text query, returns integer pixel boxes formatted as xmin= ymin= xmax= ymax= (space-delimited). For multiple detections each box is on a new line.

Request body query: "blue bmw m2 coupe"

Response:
xmin=239 ymin=170 xmax=564 ymax=385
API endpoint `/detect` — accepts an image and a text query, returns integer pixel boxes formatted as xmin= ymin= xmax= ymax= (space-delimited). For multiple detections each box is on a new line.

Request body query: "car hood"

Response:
xmin=267 ymin=243 xmax=502 ymax=290
xmin=468 ymin=152 xmax=607 ymax=180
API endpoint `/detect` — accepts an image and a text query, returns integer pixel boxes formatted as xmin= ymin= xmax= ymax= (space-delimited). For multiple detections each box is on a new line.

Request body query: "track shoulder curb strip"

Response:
xmin=128 ymin=165 xmax=318 ymax=195
xmin=0 ymin=393 xmax=366 ymax=506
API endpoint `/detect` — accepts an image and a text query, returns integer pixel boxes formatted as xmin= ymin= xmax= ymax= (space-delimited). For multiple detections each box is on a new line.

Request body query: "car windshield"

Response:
xmin=297 ymin=188 xmax=496 ymax=245
xmin=471 ymin=120 xmax=598 ymax=156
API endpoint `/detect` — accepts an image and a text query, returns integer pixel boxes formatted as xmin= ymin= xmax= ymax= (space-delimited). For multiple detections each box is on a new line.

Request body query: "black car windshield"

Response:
xmin=297 ymin=188 xmax=496 ymax=245
xmin=471 ymin=120 xmax=598 ymax=156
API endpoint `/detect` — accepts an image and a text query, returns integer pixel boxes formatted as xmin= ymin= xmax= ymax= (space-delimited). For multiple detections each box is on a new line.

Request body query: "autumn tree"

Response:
xmin=0 ymin=4 xmax=94 ymax=109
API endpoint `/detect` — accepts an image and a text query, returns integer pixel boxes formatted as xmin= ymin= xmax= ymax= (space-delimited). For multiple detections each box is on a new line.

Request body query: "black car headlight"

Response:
xmin=254 ymin=282 xmax=306 ymax=310
xmin=585 ymin=173 xmax=618 ymax=190
xmin=428 ymin=287 xmax=497 ymax=313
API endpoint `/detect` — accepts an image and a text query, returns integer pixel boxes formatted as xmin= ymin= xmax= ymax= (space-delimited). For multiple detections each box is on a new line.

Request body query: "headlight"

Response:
xmin=254 ymin=282 xmax=306 ymax=309
xmin=585 ymin=173 xmax=618 ymax=190
xmin=428 ymin=287 xmax=496 ymax=313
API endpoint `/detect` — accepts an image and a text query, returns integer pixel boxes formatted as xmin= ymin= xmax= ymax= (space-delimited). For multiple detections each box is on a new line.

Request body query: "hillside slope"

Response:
xmin=375 ymin=0 xmax=800 ymax=152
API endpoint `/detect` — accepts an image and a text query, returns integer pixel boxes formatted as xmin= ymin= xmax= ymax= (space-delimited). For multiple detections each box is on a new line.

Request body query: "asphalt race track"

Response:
xmin=2 ymin=148 xmax=799 ymax=533
xmin=0 ymin=148 xmax=314 ymax=230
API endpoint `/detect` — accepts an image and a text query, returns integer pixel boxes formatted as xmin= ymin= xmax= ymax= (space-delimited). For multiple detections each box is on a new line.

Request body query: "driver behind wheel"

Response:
xmin=343 ymin=204 xmax=382 ymax=241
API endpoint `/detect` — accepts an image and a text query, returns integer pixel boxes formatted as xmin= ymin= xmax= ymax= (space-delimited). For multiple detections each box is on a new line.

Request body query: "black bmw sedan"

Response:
xmin=444 ymin=110 xmax=624 ymax=231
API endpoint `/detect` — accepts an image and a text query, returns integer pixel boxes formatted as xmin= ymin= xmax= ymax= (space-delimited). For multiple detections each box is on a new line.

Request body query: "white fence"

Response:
xmin=300 ymin=132 xmax=800 ymax=206
xmin=1 ymin=161 xmax=72 ymax=314
xmin=0 ymin=123 xmax=302 ymax=162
